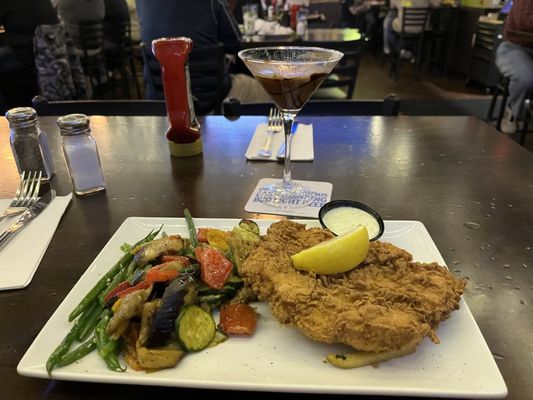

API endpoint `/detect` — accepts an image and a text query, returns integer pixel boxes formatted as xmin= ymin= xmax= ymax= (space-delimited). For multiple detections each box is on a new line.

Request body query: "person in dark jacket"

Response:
xmin=103 ymin=0 xmax=130 ymax=50
xmin=136 ymin=0 xmax=268 ymax=103
xmin=0 ymin=0 xmax=58 ymax=110
xmin=56 ymin=0 xmax=105 ymax=49
xmin=495 ymin=0 xmax=533 ymax=133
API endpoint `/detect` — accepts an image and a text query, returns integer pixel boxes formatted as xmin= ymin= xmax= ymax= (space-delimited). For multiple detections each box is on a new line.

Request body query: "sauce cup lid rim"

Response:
xmin=318 ymin=199 xmax=385 ymax=241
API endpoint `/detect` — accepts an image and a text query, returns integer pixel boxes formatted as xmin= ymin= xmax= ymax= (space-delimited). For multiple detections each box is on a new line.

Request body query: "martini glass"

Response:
xmin=239 ymin=46 xmax=343 ymax=209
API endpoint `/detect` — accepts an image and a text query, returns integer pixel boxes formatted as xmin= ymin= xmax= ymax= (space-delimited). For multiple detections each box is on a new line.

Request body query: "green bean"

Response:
xmin=94 ymin=309 xmax=118 ymax=359
xmin=94 ymin=310 xmax=110 ymax=353
xmin=69 ymin=253 xmax=133 ymax=322
xmin=98 ymin=263 xmax=131 ymax=305
xmin=68 ymin=229 xmax=160 ymax=322
xmin=55 ymin=337 xmax=97 ymax=368
xmin=184 ymin=208 xmax=198 ymax=248
xmin=120 ymin=242 xmax=133 ymax=253
xmin=94 ymin=309 xmax=125 ymax=371
xmin=46 ymin=317 xmax=84 ymax=374
xmin=76 ymin=300 xmax=103 ymax=341
xmin=103 ymin=341 xmax=125 ymax=372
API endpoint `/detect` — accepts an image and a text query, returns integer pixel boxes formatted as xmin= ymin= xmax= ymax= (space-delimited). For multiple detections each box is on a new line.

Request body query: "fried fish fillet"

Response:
xmin=238 ymin=220 xmax=466 ymax=353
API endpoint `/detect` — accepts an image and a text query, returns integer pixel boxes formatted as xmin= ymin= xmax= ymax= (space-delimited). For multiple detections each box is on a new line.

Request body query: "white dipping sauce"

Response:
xmin=322 ymin=206 xmax=380 ymax=238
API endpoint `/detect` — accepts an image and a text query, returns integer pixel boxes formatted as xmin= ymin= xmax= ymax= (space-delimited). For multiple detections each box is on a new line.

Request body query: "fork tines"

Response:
xmin=16 ymin=171 xmax=42 ymax=207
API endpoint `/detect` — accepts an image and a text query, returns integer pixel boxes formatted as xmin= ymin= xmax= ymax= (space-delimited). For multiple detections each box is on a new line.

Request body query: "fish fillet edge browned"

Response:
xmin=237 ymin=220 xmax=466 ymax=353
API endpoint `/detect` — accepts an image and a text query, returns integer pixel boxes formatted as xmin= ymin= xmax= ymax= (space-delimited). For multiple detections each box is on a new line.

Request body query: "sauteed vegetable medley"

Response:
xmin=46 ymin=210 xmax=260 ymax=374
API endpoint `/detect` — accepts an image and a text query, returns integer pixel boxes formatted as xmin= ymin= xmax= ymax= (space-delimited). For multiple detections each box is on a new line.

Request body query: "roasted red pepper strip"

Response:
xmin=160 ymin=255 xmax=190 ymax=264
xmin=197 ymin=228 xmax=209 ymax=243
xmin=219 ymin=304 xmax=257 ymax=335
xmin=145 ymin=265 xmax=180 ymax=283
xmin=116 ymin=281 xmax=150 ymax=298
xmin=195 ymin=246 xmax=233 ymax=289
xmin=103 ymin=281 xmax=131 ymax=304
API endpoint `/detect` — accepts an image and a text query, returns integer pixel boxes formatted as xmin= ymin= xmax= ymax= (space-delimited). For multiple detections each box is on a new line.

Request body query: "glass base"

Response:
xmin=256 ymin=181 xmax=315 ymax=209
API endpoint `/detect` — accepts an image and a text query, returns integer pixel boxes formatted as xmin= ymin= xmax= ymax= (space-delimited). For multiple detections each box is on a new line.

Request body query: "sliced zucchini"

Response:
xmin=239 ymin=219 xmax=260 ymax=235
xmin=197 ymin=293 xmax=225 ymax=306
xmin=175 ymin=305 xmax=216 ymax=352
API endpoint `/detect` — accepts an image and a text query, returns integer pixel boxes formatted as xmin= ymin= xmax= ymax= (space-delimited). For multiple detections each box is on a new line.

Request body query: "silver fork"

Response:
xmin=257 ymin=108 xmax=282 ymax=158
xmin=0 ymin=171 xmax=42 ymax=222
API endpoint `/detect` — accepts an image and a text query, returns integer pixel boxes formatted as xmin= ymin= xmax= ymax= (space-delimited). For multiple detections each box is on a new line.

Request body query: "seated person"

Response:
xmin=383 ymin=0 xmax=441 ymax=56
xmin=57 ymin=0 xmax=106 ymax=49
xmin=136 ymin=0 xmax=269 ymax=105
xmin=495 ymin=0 xmax=533 ymax=133
xmin=0 ymin=0 xmax=58 ymax=110
xmin=341 ymin=0 xmax=377 ymax=36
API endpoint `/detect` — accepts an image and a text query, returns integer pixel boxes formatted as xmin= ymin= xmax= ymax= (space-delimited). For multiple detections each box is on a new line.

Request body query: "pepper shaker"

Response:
xmin=6 ymin=107 xmax=55 ymax=180
xmin=57 ymin=114 xmax=105 ymax=196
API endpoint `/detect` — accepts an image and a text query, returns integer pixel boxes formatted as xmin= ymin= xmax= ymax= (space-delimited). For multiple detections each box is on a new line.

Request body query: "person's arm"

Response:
xmin=349 ymin=1 xmax=370 ymax=15
xmin=214 ymin=0 xmax=242 ymax=55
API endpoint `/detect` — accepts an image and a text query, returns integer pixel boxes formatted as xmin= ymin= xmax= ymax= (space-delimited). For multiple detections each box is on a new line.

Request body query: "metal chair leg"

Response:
xmin=496 ymin=80 xmax=509 ymax=131
xmin=130 ymin=57 xmax=141 ymax=99
xmin=486 ymin=86 xmax=498 ymax=122
xmin=519 ymin=100 xmax=531 ymax=146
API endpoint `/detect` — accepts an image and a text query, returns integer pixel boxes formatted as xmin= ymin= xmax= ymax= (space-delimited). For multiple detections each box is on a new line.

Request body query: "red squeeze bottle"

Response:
xmin=152 ymin=37 xmax=202 ymax=157
xmin=290 ymin=4 xmax=301 ymax=30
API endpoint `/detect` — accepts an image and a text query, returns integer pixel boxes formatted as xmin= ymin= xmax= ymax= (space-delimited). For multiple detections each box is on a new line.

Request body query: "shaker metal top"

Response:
xmin=5 ymin=107 xmax=38 ymax=129
xmin=57 ymin=114 xmax=90 ymax=135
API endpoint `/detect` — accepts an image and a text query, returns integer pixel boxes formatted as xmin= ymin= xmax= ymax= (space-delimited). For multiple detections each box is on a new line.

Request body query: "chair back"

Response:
xmin=222 ymin=94 xmax=400 ymax=118
xmin=104 ymin=19 xmax=133 ymax=66
xmin=32 ymin=95 xmax=167 ymax=116
xmin=104 ymin=19 xmax=132 ymax=49
xmin=468 ymin=19 xmax=504 ymax=87
xmin=472 ymin=20 xmax=503 ymax=56
xmin=400 ymin=7 xmax=431 ymax=35
xmin=77 ymin=21 xmax=107 ymax=94
xmin=78 ymin=21 xmax=105 ymax=54
xmin=141 ymin=43 xmax=226 ymax=115
xmin=188 ymin=44 xmax=226 ymax=115
xmin=430 ymin=6 xmax=458 ymax=34
xmin=305 ymin=38 xmax=367 ymax=99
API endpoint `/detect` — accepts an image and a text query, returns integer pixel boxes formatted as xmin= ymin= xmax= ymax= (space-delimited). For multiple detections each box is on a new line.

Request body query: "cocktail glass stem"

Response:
xmin=281 ymin=110 xmax=297 ymax=188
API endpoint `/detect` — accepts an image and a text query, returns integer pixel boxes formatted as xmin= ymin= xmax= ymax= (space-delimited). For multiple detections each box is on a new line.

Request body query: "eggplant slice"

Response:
xmin=144 ymin=269 xmax=198 ymax=348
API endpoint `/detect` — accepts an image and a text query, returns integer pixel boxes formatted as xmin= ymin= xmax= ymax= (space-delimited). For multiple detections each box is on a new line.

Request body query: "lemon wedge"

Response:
xmin=291 ymin=225 xmax=369 ymax=274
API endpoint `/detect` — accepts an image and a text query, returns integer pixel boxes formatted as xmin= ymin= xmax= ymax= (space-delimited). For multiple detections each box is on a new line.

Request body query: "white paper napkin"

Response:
xmin=245 ymin=123 xmax=314 ymax=161
xmin=0 ymin=193 xmax=72 ymax=291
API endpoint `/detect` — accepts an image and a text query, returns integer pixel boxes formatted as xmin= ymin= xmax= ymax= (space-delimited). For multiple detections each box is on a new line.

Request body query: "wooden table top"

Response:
xmin=1 ymin=115 xmax=532 ymax=399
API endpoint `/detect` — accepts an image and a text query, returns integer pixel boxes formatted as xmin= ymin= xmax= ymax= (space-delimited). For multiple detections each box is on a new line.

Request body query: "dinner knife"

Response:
xmin=276 ymin=120 xmax=298 ymax=159
xmin=0 ymin=189 xmax=56 ymax=251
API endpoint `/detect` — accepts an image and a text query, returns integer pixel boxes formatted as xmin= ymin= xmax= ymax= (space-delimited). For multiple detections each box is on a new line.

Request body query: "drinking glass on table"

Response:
xmin=242 ymin=3 xmax=258 ymax=37
xmin=238 ymin=46 xmax=343 ymax=209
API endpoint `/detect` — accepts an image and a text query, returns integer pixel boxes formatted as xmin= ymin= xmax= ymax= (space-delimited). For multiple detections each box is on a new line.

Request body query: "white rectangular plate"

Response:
xmin=17 ymin=218 xmax=507 ymax=398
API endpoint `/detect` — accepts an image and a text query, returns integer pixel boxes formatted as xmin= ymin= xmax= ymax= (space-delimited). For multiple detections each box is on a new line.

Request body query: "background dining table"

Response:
xmin=241 ymin=27 xmax=363 ymax=47
xmin=0 ymin=114 xmax=532 ymax=400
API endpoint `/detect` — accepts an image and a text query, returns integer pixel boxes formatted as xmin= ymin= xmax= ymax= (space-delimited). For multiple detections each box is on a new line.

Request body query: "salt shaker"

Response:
xmin=57 ymin=114 xmax=105 ymax=195
xmin=6 ymin=107 xmax=55 ymax=181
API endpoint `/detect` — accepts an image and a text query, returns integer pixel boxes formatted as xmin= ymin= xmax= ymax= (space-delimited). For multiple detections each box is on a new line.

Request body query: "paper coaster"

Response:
xmin=244 ymin=178 xmax=332 ymax=218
